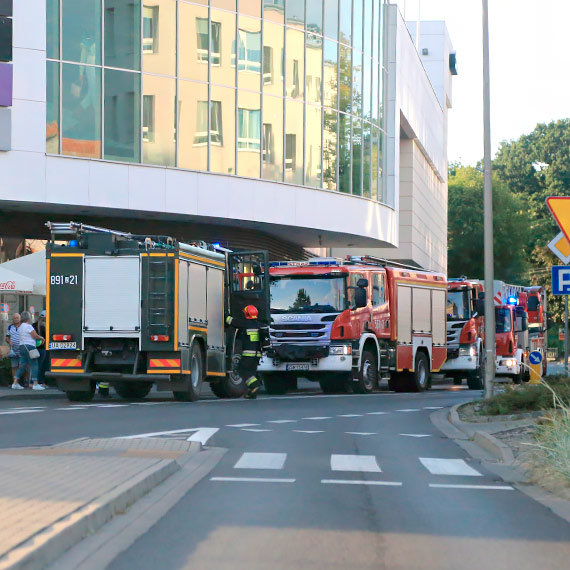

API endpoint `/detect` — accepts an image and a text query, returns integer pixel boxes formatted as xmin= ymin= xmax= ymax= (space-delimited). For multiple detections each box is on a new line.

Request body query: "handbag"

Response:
xmin=24 ymin=345 xmax=40 ymax=360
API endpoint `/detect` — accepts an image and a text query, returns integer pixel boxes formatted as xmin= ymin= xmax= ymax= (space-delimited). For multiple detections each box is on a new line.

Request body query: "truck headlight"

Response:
xmin=458 ymin=346 xmax=476 ymax=357
xmin=330 ymin=345 xmax=352 ymax=356
xmin=505 ymin=359 xmax=516 ymax=367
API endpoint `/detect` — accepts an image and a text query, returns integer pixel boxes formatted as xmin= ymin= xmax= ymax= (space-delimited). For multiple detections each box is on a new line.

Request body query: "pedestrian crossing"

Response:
xmin=210 ymin=451 xmax=514 ymax=491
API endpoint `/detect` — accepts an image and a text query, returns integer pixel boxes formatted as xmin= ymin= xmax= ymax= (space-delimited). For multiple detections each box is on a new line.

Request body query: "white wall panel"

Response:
xmin=12 ymin=48 xmax=46 ymax=103
xmin=13 ymin=0 xmax=46 ymax=51
xmin=0 ymin=151 xmax=45 ymax=202
xmin=46 ymin=156 xmax=89 ymax=205
xmin=89 ymin=161 xmax=130 ymax=210
xmin=10 ymin=100 xmax=45 ymax=153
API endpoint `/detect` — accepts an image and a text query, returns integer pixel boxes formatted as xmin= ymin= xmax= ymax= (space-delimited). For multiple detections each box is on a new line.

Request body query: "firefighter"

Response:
xmin=98 ymin=382 xmax=110 ymax=398
xmin=226 ymin=305 xmax=262 ymax=399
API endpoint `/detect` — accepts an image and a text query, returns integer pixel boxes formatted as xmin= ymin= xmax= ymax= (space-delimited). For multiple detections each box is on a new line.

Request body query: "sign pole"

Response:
xmin=564 ymin=295 xmax=568 ymax=374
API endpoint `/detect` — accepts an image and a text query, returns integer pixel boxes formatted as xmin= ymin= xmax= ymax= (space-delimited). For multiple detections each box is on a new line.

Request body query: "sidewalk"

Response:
xmin=0 ymin=437 xmax=200 ymax=570
xmin=0 ymin=386 xmax=63 ymax=400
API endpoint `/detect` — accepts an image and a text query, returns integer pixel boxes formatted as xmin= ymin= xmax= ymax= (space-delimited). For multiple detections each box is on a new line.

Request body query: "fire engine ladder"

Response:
xmin=146 ymin=257 xmax=171 ymax=339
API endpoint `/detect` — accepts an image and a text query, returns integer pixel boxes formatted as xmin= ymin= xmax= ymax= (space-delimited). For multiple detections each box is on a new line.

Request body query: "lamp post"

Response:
xmin=482 ymin=0 xmax=495 ymax=399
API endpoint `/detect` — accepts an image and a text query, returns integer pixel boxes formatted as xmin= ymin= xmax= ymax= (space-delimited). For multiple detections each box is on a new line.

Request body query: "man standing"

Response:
xmin=226 ymin=305 xmax=262 ymax=399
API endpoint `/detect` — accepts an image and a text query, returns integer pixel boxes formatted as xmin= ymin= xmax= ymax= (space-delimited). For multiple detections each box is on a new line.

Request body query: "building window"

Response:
xmin=143 ymin=6 xmax=158 ymax=54
xmin=142 ymin=94 xmax=155 ymax=142
xmin=238 ymin=108 xmax=261 ymax=151
xmin=263 ymin=123 xmax=274 ymax=164
xmin=196 ymin=17 xmax=208 ymax=63
xmin=285 ymin=134 xmax=296 ymax=171
xmin=195 ymin=100 xmax=223 ymax=146
xmin=263 ymin=46 xmax=273 ymax=84
xmin=233 ymin=29 xmax=261 ymax=72
xmin=210 ymin=20 xmax=221 ymax=65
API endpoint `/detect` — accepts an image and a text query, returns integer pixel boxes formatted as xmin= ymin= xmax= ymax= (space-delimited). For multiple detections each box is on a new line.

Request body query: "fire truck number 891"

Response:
xmin=50 ymin=275 xmax=79 ymax=285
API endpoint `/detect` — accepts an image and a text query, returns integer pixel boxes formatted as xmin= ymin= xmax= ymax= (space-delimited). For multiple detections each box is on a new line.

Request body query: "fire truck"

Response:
xmin=440 ymin=278 xmax=486 ymax=390
xmin=258 ymin=257 xmax=447 ymax=394
xmin=45 ymin=222 xmax=269 ymax=402
xmin=523 ymin=286 xmax=548 ymax=375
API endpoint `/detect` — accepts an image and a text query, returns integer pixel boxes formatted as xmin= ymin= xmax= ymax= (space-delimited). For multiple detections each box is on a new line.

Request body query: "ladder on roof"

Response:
xmin=348 ymin=255 xmax=434 ymax=272
xmin=146 ymin=256 xmax=171 ymax=338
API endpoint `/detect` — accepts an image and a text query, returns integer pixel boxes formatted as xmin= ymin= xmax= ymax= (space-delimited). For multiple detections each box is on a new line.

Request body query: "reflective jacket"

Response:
xmin=226 ymin=316 xmax=262 ymax=357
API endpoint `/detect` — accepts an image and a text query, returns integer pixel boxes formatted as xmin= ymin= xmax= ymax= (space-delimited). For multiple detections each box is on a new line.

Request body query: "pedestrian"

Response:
xmin=6 ymin=313 xmax=23 ymax=389
xmin=14 ymin=311 xmax=45 ymax=391
xmin=33 ymin=311 xmax=48 ymax=387
xmin=226 ymin=305 xmax=262 ymax=399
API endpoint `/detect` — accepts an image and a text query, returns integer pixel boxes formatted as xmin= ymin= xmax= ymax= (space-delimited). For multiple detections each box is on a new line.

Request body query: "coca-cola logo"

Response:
xmin=0 ymin=281 xmax=15 ymax=290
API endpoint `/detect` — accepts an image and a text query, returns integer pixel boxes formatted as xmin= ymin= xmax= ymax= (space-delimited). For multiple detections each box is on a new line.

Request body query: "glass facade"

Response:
xmin=46 ymin=0 xmax=389 ymax=205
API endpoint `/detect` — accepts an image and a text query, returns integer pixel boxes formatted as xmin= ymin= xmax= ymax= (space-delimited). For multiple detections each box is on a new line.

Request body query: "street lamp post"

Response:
xmin=482 ymin=0 xmax=495 ymax=399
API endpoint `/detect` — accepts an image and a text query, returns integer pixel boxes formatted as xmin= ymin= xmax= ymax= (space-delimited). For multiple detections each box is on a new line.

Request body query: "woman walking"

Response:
xmin=6 ymin=313 xmax=23 ymax=389
xmin=14 ymin=312 xmax=45 ymax=391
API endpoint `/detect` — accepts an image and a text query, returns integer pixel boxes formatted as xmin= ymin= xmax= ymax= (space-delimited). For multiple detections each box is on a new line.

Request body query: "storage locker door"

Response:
xmin=432 ymin=289 xmax=446 ymax=346
xmin=397 ymin=285 xmax=412 ymax=343
xmin=412 ymin=288 xmax=432 ymax=334
xmin=207 ymin=268 xmax=224 ymax=349
xmin=178 ymin=260 xmax=189 ymax=345
xmin=188 ymin=263 xmax=207 ymax=324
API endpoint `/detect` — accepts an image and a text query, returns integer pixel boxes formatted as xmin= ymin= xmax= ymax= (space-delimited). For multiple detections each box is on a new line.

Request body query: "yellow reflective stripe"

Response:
xmin=246 ymin=376 xmax=258 ymax=386
xmin=242 ymin=350 xmax=257 ymax=356
xmin=247 ymin=332 xmax=260 ymax=341
xmin=226 ymin=316 xmax=233 ymax=324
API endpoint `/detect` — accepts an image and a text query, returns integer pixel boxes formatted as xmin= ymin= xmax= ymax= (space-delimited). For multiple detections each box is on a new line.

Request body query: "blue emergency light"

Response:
xmin=507 ymin=296 xmax=518 ymax=305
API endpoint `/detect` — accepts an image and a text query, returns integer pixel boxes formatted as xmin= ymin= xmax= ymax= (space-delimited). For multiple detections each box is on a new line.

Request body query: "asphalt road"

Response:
xmin=2 ymin=379 xmax=569 ymax=569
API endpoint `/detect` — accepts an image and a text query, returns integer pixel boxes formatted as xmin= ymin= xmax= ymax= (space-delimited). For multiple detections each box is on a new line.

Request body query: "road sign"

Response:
xmin=551 ymin=266 xmax=570 ymax=295
xmin=528 ymin=351 xmax=543 ymax=365
xmin=548 ymin=232 xmax=570 ymax=264
xmin=547 ymin=196 xmax=570 ymax=243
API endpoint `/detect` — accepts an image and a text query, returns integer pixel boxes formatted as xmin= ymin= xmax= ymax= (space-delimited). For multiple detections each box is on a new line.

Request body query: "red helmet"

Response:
xmin=243 ymin=305 xmax=258 ymax=319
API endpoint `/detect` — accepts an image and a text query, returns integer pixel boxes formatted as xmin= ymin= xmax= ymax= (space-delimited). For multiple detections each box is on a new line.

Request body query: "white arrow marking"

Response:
xmin=226 ymin=423 xmax=260 ymax=428
xmin=241 ymin=428 xmax=273 ymax=432
xmin=116 ymin=427 xmax=219 ymax=445
xmin=345 ymin=432 xmax=376 ymax=436
xmin=367 ymin=412 xmax=388 ymax=415
xmin=303 ymin=416 xmax=332 ymax=420
xmin=293 ymin=430 xmax=325 ymax=434
xmin=337 ymin=414 xmax=363 ymax=417
xmin=187 ymin=428 xmax=219 ymax=445
xmin=400 ymin=434 xmax=431 ymax=438
xmin=267 ymin=420 xmax=297 ymax=424
xmin=396 ymin=409 xmax=421 ymax=412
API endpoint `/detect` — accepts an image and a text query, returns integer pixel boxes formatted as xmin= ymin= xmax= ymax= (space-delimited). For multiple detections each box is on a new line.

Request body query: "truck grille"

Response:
xmin=269 ymin=320 xmax=332 ymax=345
xmin=446 ymin=321 xmax=465 ymax=347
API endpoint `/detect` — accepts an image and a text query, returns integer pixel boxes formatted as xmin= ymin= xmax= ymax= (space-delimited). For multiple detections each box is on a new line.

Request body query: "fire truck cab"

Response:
xmin=258 ymin=257 xmax=447 ymax=394
xmin=495 ymin=298 xmax=529 ymax=383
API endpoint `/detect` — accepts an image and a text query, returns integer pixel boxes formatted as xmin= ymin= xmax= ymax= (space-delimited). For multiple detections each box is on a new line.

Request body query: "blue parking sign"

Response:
xmin=552 ymin=266 xmax=570 ymax=295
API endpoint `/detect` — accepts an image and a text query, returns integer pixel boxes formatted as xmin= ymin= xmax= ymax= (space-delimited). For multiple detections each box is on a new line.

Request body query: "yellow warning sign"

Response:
xmin=547 ymin=196 xmax=570 ymax=243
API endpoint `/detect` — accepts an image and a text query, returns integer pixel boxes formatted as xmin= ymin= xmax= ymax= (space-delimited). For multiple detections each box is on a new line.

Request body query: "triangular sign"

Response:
xmin=547 ymin=197 xmax=570 ymax=243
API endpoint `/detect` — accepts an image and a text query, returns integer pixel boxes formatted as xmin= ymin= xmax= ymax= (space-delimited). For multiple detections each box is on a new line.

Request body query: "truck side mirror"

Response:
xmin=475 ymin=299 xmax=485 ymax=316
xmin=356 ymin=278 xmax=369 ymax=288
xmin=354 ymin=287 xmax=367 ymax=309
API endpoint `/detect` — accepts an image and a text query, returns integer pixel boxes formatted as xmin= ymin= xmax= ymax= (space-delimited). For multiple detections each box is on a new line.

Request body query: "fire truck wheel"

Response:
xmin=467 ymin=355 xmax=484 ymax=390
xmin=218 ymin=369 xmax=248 ymax=399
xmin=209 ymin=381 xmax=229 ymax=398
xmin=388 ymin=372 xmax=407 ymax=392
xmin=409 ymin=351 xmax=430 ymax=392
xmin=512 ymin=372 xmax=523 ymax=385
xmin=452 ymin=376 xmax=463 ymax=386
xmin=319 ymin=373 xmax=350 ymax=394
xmin=173 ymin=342 xmax=204 ymax=402
xmin=66 ymin=387 xmax=95 ymax=402
xmin=114 ymin=382 xmax=152 ymax=400
xmin=353 ymin=350 xmax=378 ymax=394
xmin=260 ymin=374 xmax=288 ymax=395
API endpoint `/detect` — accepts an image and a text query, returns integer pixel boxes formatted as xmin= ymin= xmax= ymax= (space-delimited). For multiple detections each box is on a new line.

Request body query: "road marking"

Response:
xmin=331 ymin=454 xmax=382 ymax=473
xmin=424 ymin=406 xmax=444 ymax=410
xmin=337 ymin=414 xmax=363 ymax=417
xmin=56 ymin=407 xmax=90 ymax=411
xmin=241 ymin=428 xmax=273 ymax=432
xmin=234 ymin=452 xmax=287 ymax=470
xmin=211 ymin=477 xmax=295 ymax=483
xmin=0 ymin=409 xmax=43 ymax=415
xmin=226 ymin=423 xmax=260 ymax=428
xmin=396 ymin=409 xmax=421 ymax=412
xmin=429 ymin=484 xmax=513 ymax=490
xmin=400 ymin=434 xmax=431 ymax=438
xmin=345 ymin=432 xmax=376 ymax=436
xmin=94 ymin=404 xmax=130 ymax=408
xmin=322 ymin=480 xmax=402 ymax=486
xmin=293 ymin=430 xmax=325 ymax=434
xmin=303 ymin=416 xmax=332 ymax=420
xmin=267 ymin=420 xmax=297 ymax=424
xmin=420 ymin=458 xmax=482 ymax=476
xmin=8 ymin=406 xmax=46 ymax=410
xmin=187 ymin=428 xmax=219 ymax=445
xmin=366 ymin=412 xmax=388 ymax=415
xmin=131 ymin=402 xmax=175 ymax=406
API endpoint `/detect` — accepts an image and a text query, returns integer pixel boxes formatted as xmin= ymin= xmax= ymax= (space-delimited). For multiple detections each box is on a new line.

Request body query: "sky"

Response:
xmin=394 ymin=0 xmax=570 ymax=165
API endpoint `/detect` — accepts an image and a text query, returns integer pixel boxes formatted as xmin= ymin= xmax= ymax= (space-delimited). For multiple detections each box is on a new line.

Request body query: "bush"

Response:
xmin=480 ymin=376 xmax=570 ymax=416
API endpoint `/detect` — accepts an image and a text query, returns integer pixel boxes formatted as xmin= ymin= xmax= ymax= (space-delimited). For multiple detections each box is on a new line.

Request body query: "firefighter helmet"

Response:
xmin=243 ymin=305 xmax=258 ymax=319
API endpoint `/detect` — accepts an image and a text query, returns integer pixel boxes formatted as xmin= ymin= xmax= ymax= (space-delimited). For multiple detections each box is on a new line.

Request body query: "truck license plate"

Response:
xmin=286 ymin=363 xmax=310 ymax=371
xmin=49 ymin=342 xmax=77 ymax=350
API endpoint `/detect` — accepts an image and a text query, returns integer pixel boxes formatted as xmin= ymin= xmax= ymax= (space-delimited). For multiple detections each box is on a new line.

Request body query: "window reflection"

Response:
xmin=237 ymin=91 xmax=261 ymax=177
xmin=339 ymin=0 xmax=352 ymax=45
xmin=262 ymin=95 xmax=283 ymax=181
xmin=362 ymin=121 xmax=371 ymax=198
xmin=306 ymin=34 xmax=322 ymax=105
xmin=352 ymin=118 xmax=362 ymax=196
xmin=236 ymin=17 xmax=261 ymax=91
xmin=142 ymin=0 xmax=176 ymax=76
xmin=264 ymin=0 xmax=285 ymax=25
xmin=305 ymin=104 xmax=322 ymax=188
xmin=286 ymin=0 xmax=304 ymax=29
xmin=338 ymin=112 xmax=350 ymax=193
xmin=62 ymin=0 xmax=101 ymax=65
xmin=178 ymin=79 xmax=208 ymax=171
xmin=323 ymin=109 xmax=337 ymax=190
xmin=105 ymin=0 xmax=141 ymax=71
xmin=240 ymin=0 xmax=261 ymax=18
xmin=263 ymin=22 xmax=283 ymax=96
xmin=210 ymin=86 xmax=235 ymax=174
xmin=46 ymin=61 xmax=59 ymax=154
xmin=339 ymin=44 xmax=351 ymax=113
xmin=306 ymin=0 xmax=323 ymax=35
xmin=142 ymin=74 xmax=175 ymax=166
xmin=372 ymin=126 xmax=381 ymax=201
xmin=285 ymin=99 xmax=303 ymax=184
xmin=353 ymin=0 xmax=363 ymax=52
xmin=104 ymin=69 xmax=141 ymax=163
xmin=179 ymin=2 xmax=208 ymax=82
xmin=352 ymin=50 xmax=362 ymax=117
xmin=362 ymin=55 xmax=371 ymax=120
xmin=323 ymin=40 xmax=338 ymax=109
xmin=323 ymin=0 xmax=338 ymax=41
xmin=47 ymin=0 xmax=59 ymax=59
xmin=62 ymin=63 xmax=101 ymax=159
xmin=212 ymin=0 xmax=236 ymax=10
xmin=286 ymin=28 xmax=304 ymax=99
xmin=210 ymin=10 xmax=236 ymax=87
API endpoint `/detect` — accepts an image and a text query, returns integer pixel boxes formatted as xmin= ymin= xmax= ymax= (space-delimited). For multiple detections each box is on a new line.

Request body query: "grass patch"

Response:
xmin=479 ymin=375 xmax=570 ymax=416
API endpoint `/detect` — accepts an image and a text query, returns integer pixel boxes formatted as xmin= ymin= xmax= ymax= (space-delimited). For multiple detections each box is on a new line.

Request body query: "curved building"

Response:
xmin=0 ymin=1 xmax=454 ymax=270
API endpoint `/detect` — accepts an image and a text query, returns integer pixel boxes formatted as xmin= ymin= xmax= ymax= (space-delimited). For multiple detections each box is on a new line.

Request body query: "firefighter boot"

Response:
xmin=98 ymin=382 xmax=110 ymax=398
xmin=244 ymin=376 xmax=261 ymax=399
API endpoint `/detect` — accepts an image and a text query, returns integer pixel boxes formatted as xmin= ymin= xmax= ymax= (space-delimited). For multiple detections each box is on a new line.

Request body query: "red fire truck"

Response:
xmin=258 ymin=257 xmax=447 ymax=394
xmin=441 ymin=278 xmax=486 ymax=389
xmin=495 ymin=297 xmax=529 ymax=383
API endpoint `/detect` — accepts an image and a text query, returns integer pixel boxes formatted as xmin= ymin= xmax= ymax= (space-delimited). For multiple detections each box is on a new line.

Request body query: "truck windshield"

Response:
xmin=270 ymin=275 xmax=347 ymax=314
xmin=446 ymin=290 xmax=470 ymax=320
xmin=495 ymin=308 xmax=511 ymax=333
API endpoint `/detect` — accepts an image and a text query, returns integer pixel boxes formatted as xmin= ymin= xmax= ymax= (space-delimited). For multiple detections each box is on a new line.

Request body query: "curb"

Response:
xmin=472 ymin=431 xmax=515 ymax=464
xmin=0 ymin=444 xmax=200 ymax=570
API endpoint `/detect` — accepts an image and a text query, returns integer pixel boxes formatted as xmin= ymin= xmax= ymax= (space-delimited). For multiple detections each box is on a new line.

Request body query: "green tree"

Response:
xmin=291 ymin=288 xmax=311 ymax=310
xmin=448 ymin=165 xmax=529 ymax=282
